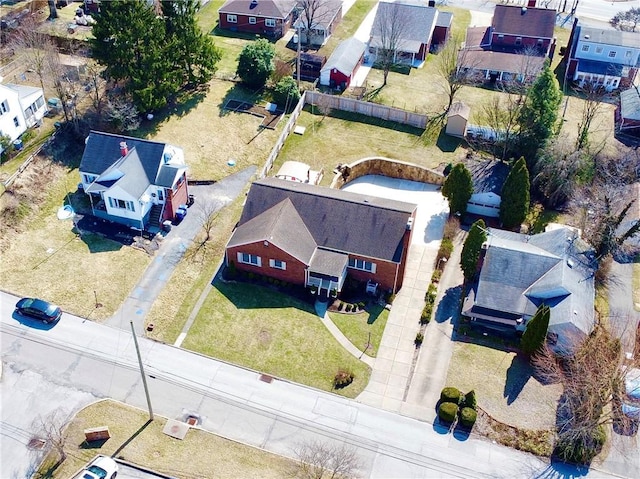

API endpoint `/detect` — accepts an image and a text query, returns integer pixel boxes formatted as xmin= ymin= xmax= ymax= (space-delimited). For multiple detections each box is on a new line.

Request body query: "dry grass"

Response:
xmin=0 ymin=157 xmax=150 ymax=320
xmin=446 ymin=341 xmax=562 ymax=430
xmin=36 ymin=400 xmax=293 ymax=479
xmin=634 ymin=256 xmax=640 ymax=311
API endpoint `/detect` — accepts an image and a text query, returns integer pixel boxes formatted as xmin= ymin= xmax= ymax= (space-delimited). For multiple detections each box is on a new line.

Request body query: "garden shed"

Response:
xmin=320 ymin=37 xmax=366 ymax=89
xmin=445 ymin=102 xmax=470 ymax=138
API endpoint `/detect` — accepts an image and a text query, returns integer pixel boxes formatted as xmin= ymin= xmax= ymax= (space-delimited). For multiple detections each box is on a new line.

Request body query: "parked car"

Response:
xmin=80 ymin=455 xmax=118 ymax=479
xmin=14 ymin=298 xmax=62 ymax=324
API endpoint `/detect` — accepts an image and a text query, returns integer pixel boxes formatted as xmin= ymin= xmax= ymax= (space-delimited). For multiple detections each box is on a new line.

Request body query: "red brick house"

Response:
xmin=489 ymin=5 xmax=555 ymax=53
xmin=225 ymin=178 xmax=417 ymax=296
xmin=218 ymin=0 xmax=298 ymax=38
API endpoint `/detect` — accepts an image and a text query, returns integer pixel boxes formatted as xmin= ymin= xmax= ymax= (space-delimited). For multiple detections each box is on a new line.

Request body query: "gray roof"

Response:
xmin=435 ymin=10 xmax=452 ymax=28
xmin=468 ymin=227 xmax=596 ymax=347
xmin=235 ymin=177 xmax=417 ymax=262
xmin=4 ymin=83 xmax=43 ymax=100
xmin=80 ymin=131 xmax=185 ymax=198
xmin=447 ymin=101 xmax=470 ymax=120
xmin=85 ymin=147 xmax=148 ymax=199
xmin=227 ymin=198 xmax=317 ymax=264
xmin=309 ymin=248 xmax=349 ymax=277
xmin=295 ymin=0 xmax=342 ymax=29
xmin=491 ymin=5 xmax=556 ymax=39
xmin=370 ymin=0 xmax=438 ymax=54
xmin=577 ymin=25 xmax=640 ymax=49
xmin=620 ymin=87 xmax=640 ymax=122
xmin=322 ymin=37 xmax=366 ymax=76
xmin=219 ymin=0 xmax=297 ymax=18
xmin=467 ymin=159 xmax=509 ymax=195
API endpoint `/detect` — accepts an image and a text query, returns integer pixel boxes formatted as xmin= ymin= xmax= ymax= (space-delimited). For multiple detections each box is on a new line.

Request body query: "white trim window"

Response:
xmin=227 ymin=14 xmax=237 ymax=23
xmin=348 ymin=258 xmax=376 ymax=273
xmin=249 ymin=17 xmax=256 ymax=24
xmin=237 ymin=252 xmax=262 ymax=267
xmin=0 ymin=100 xmax=8 ymax=115
xmin=265 ymin=18 xmax=276 ymax=28
xmin=269 ymin=259 xmax=286 ymax=270
xmin=108 ymin=197 xmax=135 ymax=211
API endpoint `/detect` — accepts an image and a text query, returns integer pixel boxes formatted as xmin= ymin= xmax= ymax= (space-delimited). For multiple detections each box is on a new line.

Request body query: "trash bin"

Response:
xmin=13 ymin=138 xmax=23 ymax=150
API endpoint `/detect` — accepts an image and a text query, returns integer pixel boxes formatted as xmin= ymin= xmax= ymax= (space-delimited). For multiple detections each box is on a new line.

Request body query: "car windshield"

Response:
xmin=86 ymin=465 xmax=107 ymax=478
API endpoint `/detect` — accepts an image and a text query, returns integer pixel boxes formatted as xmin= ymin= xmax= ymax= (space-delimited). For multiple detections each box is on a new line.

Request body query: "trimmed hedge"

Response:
xmin=459 ymin=407 xmax=477 ymax=428
xmin=415 ymin=332 xmax=424 ymax=346
xmin=440 ymin=386 xmax=462 ymax=404
xmin=463 ymin=390 xmax=477 ymax=410
xmin=438 ymin=402 xmax=459 ymax=423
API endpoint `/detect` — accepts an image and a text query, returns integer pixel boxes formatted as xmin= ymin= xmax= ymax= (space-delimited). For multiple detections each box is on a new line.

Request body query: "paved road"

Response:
xmin=3 ymin=290 xmax=620 ymax=479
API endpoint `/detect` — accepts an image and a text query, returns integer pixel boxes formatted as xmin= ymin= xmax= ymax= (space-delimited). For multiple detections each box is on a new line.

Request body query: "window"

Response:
xmin=269 ymin=259 xmax=286 ymax=270
xmin=237 ymin=252 xmax=261 ymax=267
xmin=265 ymin=18 xmax=276 ymax=28
xmin=595 ymin=46 xmax=603 ymax=54
xmin=82 ymin=174 xmax=97 ymax=184
xmin=13 ymin=117 xmax=19 ymax=127
xmin=157 ymin=189 xmax=164 ymax=201
xmin=249 ymin=17 xmax=256 ymax=24
xmin=348 ymin=258 xmax=376 ymax=273
xmin=537 ymin=39 xmax=543 ymax=46
xmin=0 ymin=100 xmax=8 ymax=115
xmin=227 ymin=14 xmax=237 ymax=23
xmin=608 ymin=50 xmax=617 ymax=58
xmin=625 ymin=50 xmax=632 ymax=58
xmin=108 ymin=197 xmax=135 ymax=211
xmin=515 ymin=37 xmax=522 ymax=46
xmin=581 ymin=44 xmax=590 ymax=52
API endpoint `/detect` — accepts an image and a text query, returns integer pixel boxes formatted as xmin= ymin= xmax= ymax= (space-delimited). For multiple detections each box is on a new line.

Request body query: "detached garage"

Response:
xmin=466 ymin=160 xmax=509 ymax=218
xmin=320 ymin=37 xmax=366 ymax=89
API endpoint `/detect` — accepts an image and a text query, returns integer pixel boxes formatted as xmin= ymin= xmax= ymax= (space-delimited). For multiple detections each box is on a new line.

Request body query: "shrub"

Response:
xmin=358 ymin=301 xmax=365 ymax=310
xmin=21 ymin=128 xmax=37 ymax=145
xmin=415 ymin=332 xmax=424 ymax=346
xmin=554 ymin=425 xmax=606 ymax=464
xmin=273 ymin=76 xmax=301 ymax=112
xmin=440 ymin=386 xmax=462 ymax=404
xmin=337 ymin=302 xmax=344 ymax=311
xmin=463 ymin=390 xmax=477 ymax=410
xmin=247 ymin=272 xmax=255 ymax=280
xmin=431 ymin=269 xmax=442 ymax=283
xmin=346 ymin=304 xmax=352 ymax=312
xmin=420 ymin=304 xmax=432 ymax=324
xmin=443 ymin=216 xmax=460 ymax=241
xmin=425 ymin=284 xmax=437 ymax=304
xmin=438 ymin=402 xmax=458 ymax=423
xmin=439 ymin=238 xmax=454 ymax=260
xmin=459 ymin=407 xmax=477 ymax=428
xmin=333 ymin=369 xmax=354 ymax=389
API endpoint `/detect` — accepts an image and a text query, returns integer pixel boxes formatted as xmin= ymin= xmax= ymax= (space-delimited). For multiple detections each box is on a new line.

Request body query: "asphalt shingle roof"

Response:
xmin=219 ymin=0 xmax=297 ymax=18
xmin=491 ymin=5 xmax=556 ymax=39
xmin=309 ymin=248 xmax=349 ymax=277
xmin=620 ymin=87 xmax=640 ymax=121
xmin=577 ymin=25 xmax=640 ymax=49
xmin=236 ymin=177 xmax=416 ymax=262
xmin=370 ymin=0 xmax=438 ymax=54
xmin=322 ymin=37 xmax=366 ymax=76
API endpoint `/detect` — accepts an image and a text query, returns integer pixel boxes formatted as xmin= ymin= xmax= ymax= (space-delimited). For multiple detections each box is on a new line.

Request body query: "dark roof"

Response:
xmin=467 ymin=159 xmax=509 ymax=195
xmin=322 ymin=37 xmax=366 ymax=76
xmin=370 ymin=0 xmax=438 ymax=54
xmin=576 ymin=59 xmax=624 ymax=76
xmin=458 ymin=48 xmax=546 ymax=75
xmin=295 ymin=0 xmax=342 ymax=29
xmin=218 ymin=0 xmax=297 ymax=18
xmin=435 ymin=11 xmax=453 ymax=28
xmin=577 ymin=25 xmax=640 ymax=49
xmin=86 ymin=147 xmax=148 ymax=199
xmin=234 ymin=177 xmax=416 ymax=262
xmin=491 ymin=5 xmax=556 ymax=39
xmin=620 ymin=87 xmax=640 ymax=121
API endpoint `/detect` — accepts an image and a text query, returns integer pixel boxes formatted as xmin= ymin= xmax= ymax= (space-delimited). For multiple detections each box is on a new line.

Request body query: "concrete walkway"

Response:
xmin=106 ymin=167 xmax=256 ymax=333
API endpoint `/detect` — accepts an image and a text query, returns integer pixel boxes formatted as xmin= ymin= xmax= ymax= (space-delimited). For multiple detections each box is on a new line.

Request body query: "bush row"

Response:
xmin=438 ymin=387 xmax=478 ymax=428
xmin=336 ymin=301 xmax=365 ymax=313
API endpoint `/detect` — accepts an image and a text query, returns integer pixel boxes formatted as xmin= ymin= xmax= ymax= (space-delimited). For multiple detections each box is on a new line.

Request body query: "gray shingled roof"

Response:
xmin=86 ymin=147 xmax=149 ymax=199
xmin=309 ymin=248 xmax=349 ymax=277
xmin=370 ymin=0 xmax=438 ymax=54
xmin=577 ymin=25 xmax=640 ymax=49
xmin=491 ymin=5 xmax=556 ymax=39
xmin=237 ymin=177 xmax=416 ymax=262
xmin=467 ymin=159 xmax=509 ymax=195
xmin=218 ymin=0 xmax=297 ymax=18
xmin=227 ymin=198 xmax=317 ymax=264
xmin=467 ymin=227 xmax=596 ymax=351
xmin=321 ymin=37 xmax=366 ymax=76
xmin=620 ymin=87 xmax=640 ymax=122
xmin=4 ymin=83 xmax=43 ymax=100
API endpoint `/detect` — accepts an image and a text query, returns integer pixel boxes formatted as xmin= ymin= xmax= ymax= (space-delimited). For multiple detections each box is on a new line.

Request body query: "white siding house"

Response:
xmin=0 ymin=83 xmax=47 ymax=152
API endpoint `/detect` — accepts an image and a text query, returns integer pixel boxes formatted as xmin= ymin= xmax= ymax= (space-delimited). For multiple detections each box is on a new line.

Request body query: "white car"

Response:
xmin=80 ymin=455 xmax=118 ymax=479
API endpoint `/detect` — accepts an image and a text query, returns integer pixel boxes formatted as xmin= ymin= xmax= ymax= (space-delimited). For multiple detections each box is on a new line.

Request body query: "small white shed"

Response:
xmin=446 ymin=101 xmax=470 ymax=138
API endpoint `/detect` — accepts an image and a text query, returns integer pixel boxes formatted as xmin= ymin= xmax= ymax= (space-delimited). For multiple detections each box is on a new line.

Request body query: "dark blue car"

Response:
xmin=15 ymin=298 xmax=62 ymax=324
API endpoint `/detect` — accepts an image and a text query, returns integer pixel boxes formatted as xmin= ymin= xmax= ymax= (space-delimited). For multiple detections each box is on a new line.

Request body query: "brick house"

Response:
xmin=218 ymin=0 xmax=298 ymax=39
xmin=225 ymin=178 xmax=417 ymax=296
xmin=79 ymin=131 xmax=189 ymax=231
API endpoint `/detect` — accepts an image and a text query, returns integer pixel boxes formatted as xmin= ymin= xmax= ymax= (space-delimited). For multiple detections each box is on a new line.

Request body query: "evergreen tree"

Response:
xmin=460 ymin=220 xmax=487 ymax=282
xmin=236 ymin=39 xmax=276 ymax=88
xmin=521 ymin=304 xmax=551 ymax=356
xmin=442 ymin=163 xmax=473 ymax=216
xmin=273 ymin=77 xmax=301 ymax=112
xmin=500 ymin=157 xmax=530 ymax=230
xmin=161 ymin=0 xmax=221 ymax=86
xmin=517 ymin=64 xmax=562 ymax=157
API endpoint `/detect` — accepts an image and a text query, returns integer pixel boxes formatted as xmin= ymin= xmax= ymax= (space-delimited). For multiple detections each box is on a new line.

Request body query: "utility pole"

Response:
xmin=296 ymin=23 xmax=302 ymax=88
xmin=130 ymin=320 xmax=154 ymax=421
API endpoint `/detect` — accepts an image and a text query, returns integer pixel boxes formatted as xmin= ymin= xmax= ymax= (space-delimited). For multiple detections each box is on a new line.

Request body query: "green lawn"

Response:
xmin=182 ymin=281 xmax=371 ymax=397
xmin=329 ymin=305 xmax=388 ymax=357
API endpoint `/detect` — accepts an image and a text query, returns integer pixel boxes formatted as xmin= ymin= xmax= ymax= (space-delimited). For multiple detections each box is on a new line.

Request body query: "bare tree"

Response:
xmin=532 ymin=324 xmax=639 ymax=463
xmin=312 ymin=93 xmax=333 ymax=123
xmin=574 ymin=81 xmax=609 ymax=151
xmin=46 ymin=49 xmax=81 ymax=126
xmin=10 ymin=16 xmax=57 ymax=95
xmin=436 ymin=37 xmax=477 ymax=114
xmin=370 ymin=1 xmax=410 ymax=86
xmin=85 ymin=60 xmax=107 ymax=116
xmin=480 ymin=92 xmax=522 ymax=161
xmin=290 ymin=440 xmax=361 ymax=479
xmin=30 ymin=410 xmax=71 ymax=468
xmin=297 ymin=0 xmax=337 ymax=47
xmin=511 ymin=45 xmax=545 ymax=97
xmin=532 ymin=138 xmax=586 ymax=207
xmin=105 ymin=94 xmax=140 ymax=132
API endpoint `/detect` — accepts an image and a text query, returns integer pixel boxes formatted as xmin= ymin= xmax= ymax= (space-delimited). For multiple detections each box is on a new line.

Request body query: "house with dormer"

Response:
xmin=79 ymin=131 xmax=189 ymax=231
xmin=462 ymin=226 xmax=597 ymax=354
xmin=225 ymin=177 xmax=417 ymax=296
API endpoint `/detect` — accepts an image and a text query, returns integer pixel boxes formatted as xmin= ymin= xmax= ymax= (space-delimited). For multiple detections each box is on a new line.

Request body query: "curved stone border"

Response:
xmin=329 ymin=157 xmax=445 ymax=190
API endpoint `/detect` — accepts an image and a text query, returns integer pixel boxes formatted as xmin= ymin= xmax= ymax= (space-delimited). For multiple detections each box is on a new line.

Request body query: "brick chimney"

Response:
xmin=120 ymin=141 xmax=128 ymax=157
xmin=527 ymin=0 xmax=536 ymax=7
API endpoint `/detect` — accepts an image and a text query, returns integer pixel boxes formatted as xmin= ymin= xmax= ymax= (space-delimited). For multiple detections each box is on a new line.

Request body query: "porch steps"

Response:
xmin=148 ymin=204 xmax=163 ymax=228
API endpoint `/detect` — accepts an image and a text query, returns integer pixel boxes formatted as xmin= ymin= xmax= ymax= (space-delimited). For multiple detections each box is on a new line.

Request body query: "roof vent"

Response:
xmin=584 ymin=34 xmax=590 ymax=40
xmin=521 ymin=7 xmax=527 ymax=14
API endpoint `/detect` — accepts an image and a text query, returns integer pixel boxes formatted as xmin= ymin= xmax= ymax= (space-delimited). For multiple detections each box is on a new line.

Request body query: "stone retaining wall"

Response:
xmin=330 ymin=157 xmax=445 ymax=189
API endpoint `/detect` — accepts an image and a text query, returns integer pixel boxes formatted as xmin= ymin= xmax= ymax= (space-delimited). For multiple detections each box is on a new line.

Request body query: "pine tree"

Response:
xmin=499 ymin=157 xmax=530 ymax=230
xmin=441 ymin=163 xmax=473 ymax=216
xmin=460 ymin=220 xmax=487 ymax=282
xmin=521 ymin=304 xmax=551 ymax=356
xmin=517 ymin=63 xmax=562 ymax=150
xmin=237 ymin=40 xmax=276 ymax=88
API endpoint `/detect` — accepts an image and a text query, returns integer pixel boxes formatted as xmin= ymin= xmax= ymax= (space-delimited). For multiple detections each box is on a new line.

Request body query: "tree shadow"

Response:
xmin=134 ymin=88 xmax=209 ymax=138
xmin=503 ymin=354 xmax=532 ymax=405
xmin=433 ymin=285 xmax=462 ymax=325
xmin=531 ymin=459 xmax=590 ymax=478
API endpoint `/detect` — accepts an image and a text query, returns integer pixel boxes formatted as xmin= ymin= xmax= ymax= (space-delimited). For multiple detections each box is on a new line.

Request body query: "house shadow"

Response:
xmin=73 ymin=216 xmax=130 ymax=253
xmin=366 ymin=304 xmax=385 ymax=325
xmin=503 ymin=354 xmax=532 ymax=405
xmin=215 ymin=277 xmax=316 ymax=314
xmin=433 ymin=285 xmax=462 ymax=325
xmin=435 ymin=126 xmax=464 ymax=153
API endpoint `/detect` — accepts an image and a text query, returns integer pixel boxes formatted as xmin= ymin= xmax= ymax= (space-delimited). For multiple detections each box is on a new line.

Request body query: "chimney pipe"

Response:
xmin=120 ymin=141 xmax=128 ymax=157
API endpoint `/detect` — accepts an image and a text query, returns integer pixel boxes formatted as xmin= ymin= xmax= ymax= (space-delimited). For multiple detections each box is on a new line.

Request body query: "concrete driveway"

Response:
xmin=340 ymin=175 xmax=450 ymax=417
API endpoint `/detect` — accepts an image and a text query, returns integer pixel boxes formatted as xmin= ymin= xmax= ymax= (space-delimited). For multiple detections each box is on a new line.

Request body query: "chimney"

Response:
xmin=120 ymin=141 xmax=128 ymax=157
xmin=527 ymin=0 xmax=536 ymax=7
